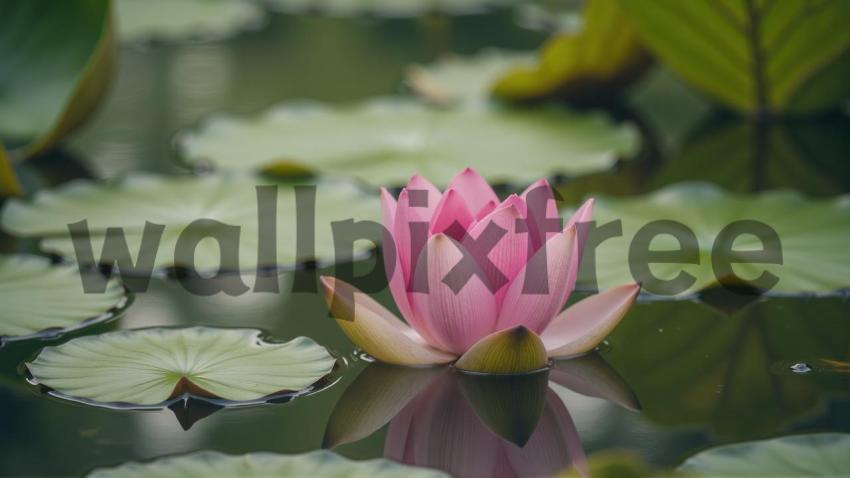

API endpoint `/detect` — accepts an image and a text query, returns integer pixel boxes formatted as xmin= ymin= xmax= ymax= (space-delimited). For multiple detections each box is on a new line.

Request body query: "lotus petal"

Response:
xmin=454 ymin=326 xmax=548 ymax=374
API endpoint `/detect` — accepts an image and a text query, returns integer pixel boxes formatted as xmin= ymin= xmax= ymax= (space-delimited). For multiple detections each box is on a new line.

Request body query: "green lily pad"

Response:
xmin=27 ymin=326 xmax=337 ymax=406
xmin=0 ymin=173 xmax=380 ymax=274
xmin=678 ymin=433 xmax=850 ymax=476
xmin=0 ymin=254 xmax=127 ymax=343
xmin=268 ymin=0 xmax=516 ymax=17
xmin=618 ymin=0 xmax=850 ymax=116
xmin=407 ymin=50 xmax=536 ymax=105
xmin=0 ymin=0 xmax=116 ymax=159
xmin=177 ymin=99 xmax=639 ymax=187
xmin=115 ymin=0 xmax=266 ymax=43
xmin=578 ymin=183 xmax=850 ymax=296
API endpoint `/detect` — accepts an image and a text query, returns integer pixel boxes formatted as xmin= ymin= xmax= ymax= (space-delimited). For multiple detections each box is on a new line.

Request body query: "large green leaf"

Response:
xmin=0 ymin=173 xmax=380 ymax=273
xmin=268 ymin=0 xmax=517 ymax=17
xmin=678 ymin=433 xmax=850 ymax=476
xmin=27 ymin=326 xmax=337 ymax=406
xmin=603 ymin=297 xmax=850 ymax=439
xmin=0 ymin=0 xmax=116 ymax=159
xmin=87 ymin=450 xmax=450 ymax=478
xmin=177 ymin=99 xmax=639 ymax=187
xmin=493 ymin=0 xmax=651 ymax=102
xmin=577 ymin=182 xmax=850 ymax=296
xmin=0 ymin=254 xmax=127 ymax=343
xmin=618 ymin=0 xmax=850 ymax=116
xmin=115 ymin=0 xmax=266 ymax=43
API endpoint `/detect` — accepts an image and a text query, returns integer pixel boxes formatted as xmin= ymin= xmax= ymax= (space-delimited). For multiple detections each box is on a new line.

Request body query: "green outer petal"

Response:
xmin=455 ymin=326 xmax=549 ymax=374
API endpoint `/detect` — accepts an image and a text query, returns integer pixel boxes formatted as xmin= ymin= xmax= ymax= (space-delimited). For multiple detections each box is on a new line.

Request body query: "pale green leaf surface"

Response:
xmin=27 ymin=327 xmax=337 ymax=405
xmin=0 ymin=173 xmax=380 ymax=273
xmin=0 ymin=254 xmax=125 ymax=341
xmin=115 ymin=0 xmax=266 ymax=43
xmin=178 ymin=99 xmax=639 ymax=187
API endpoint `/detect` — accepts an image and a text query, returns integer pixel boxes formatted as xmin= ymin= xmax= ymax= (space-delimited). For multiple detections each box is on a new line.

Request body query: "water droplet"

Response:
xmin=790 ymin=362 xmax=811 ymax=374
xmin=657 ymin=328 xmax=664 ymax=333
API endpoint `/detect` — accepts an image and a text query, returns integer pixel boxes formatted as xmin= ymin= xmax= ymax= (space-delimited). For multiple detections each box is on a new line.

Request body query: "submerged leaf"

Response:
xmin=0 ymin=174 xmax=380 ymax=274
xmin=493 ymin=0 xmax=650 ymax=102
xmin=178 ymin=99 xmax=639 ymax=187
xmin=27 ymin=327 xmax=336 ymax=406
xmin=0 ymin=0 xmax=116 ymax=159
xmin=0 ymin=254 xmax=126 ymax=342
xmin=619 ymin=0 xmax=850 ymax=116
xmin=577 ymin=182 xmax=850 ymax=296
xmin=678 ymin=433 xmax=850 ymax=476
xmin=115 ymin=0 xmax=266 ymax=43
xmin=87 ymin=450 xmax=450 ymax=478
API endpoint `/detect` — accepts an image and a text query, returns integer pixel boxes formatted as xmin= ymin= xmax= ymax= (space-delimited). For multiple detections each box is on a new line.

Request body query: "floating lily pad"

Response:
xmin=407 ymin=50 xmax=536 ymax=105
xmin=0 ymin=0 xmax=116 ymax=159
xmin=268 ymin=0 xmax=516 ymax=17
xmin=577 ymin=183 xmax=850 ymax=296
xmin=0 ymin=174 xmax=380 ymax=274
xmin=0 ymin=254 xmax=127 ymax=343
xmin=115 ymin=0 xmax=266 ymax=43
xmin=87 ymin=450 xmax=450 ymax=478
xmin=27 ymin=327 xmax=336 ymax=406
xmin=619 ymin=0 xmax=850 ymax=116
xmin=178 ymin=99 xmax=639 ymax=187
xmin=678 ymin=433 xmax=850 ymax=476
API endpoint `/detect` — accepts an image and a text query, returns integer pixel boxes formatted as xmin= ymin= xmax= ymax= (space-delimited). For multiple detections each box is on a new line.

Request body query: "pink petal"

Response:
xmin=541 ymin=283 xmax=640 ymax=358
xmin=520 ymin=179 xmax=561 ymax=251
xmin=406 ymin=174 xmax=442 ymax=217
xmin=382 ymin=188 xmax=417 ymax=327
xmin=496 ymin=227 xmax=579 ymax=333
xmin=410 ymin=234 xmax=499 ymax=355
xmin=429 ymin=188 xmax=474 ymax=240
xmin=446 ymin=168 xmax=499 ymax=218
xmin=474 ymin=199 xmax=498 ymax=221
xmin=380 ymin=187 xmax=397 ymax=231
xmin=563 ymin=198 xmax=595 ymax=255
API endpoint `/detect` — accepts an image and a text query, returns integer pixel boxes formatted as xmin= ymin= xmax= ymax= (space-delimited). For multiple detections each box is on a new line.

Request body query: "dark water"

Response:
xmin=2 ymin=8 xmax=850 ymax=477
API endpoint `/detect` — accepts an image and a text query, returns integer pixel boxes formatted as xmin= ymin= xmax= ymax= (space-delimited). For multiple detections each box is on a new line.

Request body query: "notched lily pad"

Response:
xmin=87 ymin=450 xmax=450 ymax=478
xmin=178 ymin=99 xmax=639 ymax=187
xmin=0 ymin=254 xmax=127 ymax=343
xmin=268 ymin=0 xmax=516 ymax=18
xmin=578 ymin=182 xmax=850 ymax=296
xmin=0 ymin=173 xmax=381 ymax=274
xmin=26 ymin=326 xmax=337 ymax=408
xmin=115 ymin=0 xmax=266 ymax=43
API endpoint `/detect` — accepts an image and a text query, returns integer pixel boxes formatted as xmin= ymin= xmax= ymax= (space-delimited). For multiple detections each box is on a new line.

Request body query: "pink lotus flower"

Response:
xmin=322 ymin=168 xmax=639 ymax=372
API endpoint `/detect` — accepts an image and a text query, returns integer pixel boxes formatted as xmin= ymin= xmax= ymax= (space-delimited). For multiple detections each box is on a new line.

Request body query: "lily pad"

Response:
xmin=0 ymin=173 xmax=381 ymax=274
xmin=0 ymin=0 xmax=116 ymax=159
xmin=493 ymin=0 xmax=651 ymax=102
xmin=115 ymin=0 xmax=266 ymax=43
xmin=177 ymin=99 xmax=639 ymax=187
xmin=27 ymin=326 xmax=336 ymax=406
xmin=0 ymin=254 xmax=127 ymax=343
xmin=678 ymin=433 xmax=850 ymax=476
xmin=268 ymin=0 xmax=516 ymax=17
xmin=87 ymin=450 xmax=450 ymax=478
xmin=618 ymin=0 xmax=850 ymax=116
xmin=407 ymin=50 xmax=536 ymax=105
xmin=578 ymin=183 xmax=850 ymax=296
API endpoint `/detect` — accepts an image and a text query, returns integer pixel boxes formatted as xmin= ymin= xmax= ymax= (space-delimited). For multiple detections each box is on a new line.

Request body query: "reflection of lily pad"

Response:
xmin=87 ymin=450 xmax=449 ymax=477
xmin=268 ymin=0 xmax=515 ymax=17
xmin=178 ymin=99 xmax=639 ymax=187
xmin=0 ymin=174 xmax=380 ymax=273
xmin=115 ymin=0 xmax=266 ymax=43
xmin=678 ymin=433 xmax=850 ymax=476
xmin=407 ymin=50 xmax=536 ymax=105
xmin=602 ymin=297 xmax=850 ymax=439
xmin=0 ymin=254 xmax=127 ymax=343
xmin=0 ymin=0 xmax=116 ymax=159
xmin=578 ymin=183 xmax=850 ymax=296
xmin=27 ymin=327 xmax=336 ymax=406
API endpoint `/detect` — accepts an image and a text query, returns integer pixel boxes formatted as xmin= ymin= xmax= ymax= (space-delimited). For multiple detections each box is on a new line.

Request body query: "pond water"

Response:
xmin=2 ymin=8 xmax=850 ymax=477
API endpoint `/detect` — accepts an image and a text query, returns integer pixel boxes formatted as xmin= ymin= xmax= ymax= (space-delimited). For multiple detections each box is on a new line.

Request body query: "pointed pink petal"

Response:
xmin=393 ymin=188 xmax=429 ymax=277
xmin=496 ymin=227 xmax=579 ymax=333
xmin=380 ymin=187 xmax=397 ymax=231
xmin=406 ymin=174 xmax=442 ymax=217
xmin=465 ymin=202 xmax=529 ymax=307
xmin=446 ymin=168 xmax=499 ymax=218
xmin=382 ymin=188 xmax=418 ymax=330
xmin=541 ymin=283 xmax=639 ymax=358
xmin=521 ymin=179 xmax=561 ymax=251
xmin=474 ymin=199 xmax=498 ymax=221
xmin=563 ymin=198 xmax=595 ymax=255
xmin=410 ymin=234 xmax=499 ymax=355
xmin=429 ymin=188 xmax=474 ymax=240
xmin=321 ymin=276 xmax=456 ymax=365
